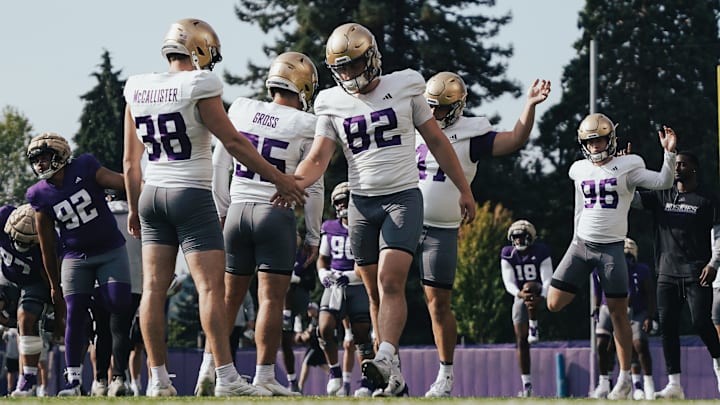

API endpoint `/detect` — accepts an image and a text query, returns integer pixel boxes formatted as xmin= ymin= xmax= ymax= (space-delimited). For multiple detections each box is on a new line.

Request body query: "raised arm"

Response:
xmin=627 ymin=126 xmax=677 ymax=190
xmin=492 ymin=79 xmax=551 ymax=156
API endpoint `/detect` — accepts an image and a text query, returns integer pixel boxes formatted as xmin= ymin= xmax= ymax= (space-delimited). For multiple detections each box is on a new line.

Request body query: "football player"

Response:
xmin=25 ymin=133 xmax=133 ymax=396
xmin=209 ymin=51 xmax=323 ymax=396
xmin=417 ymin=71 xmax=550 ymax=397
xmin=547 ymin=113 xmax=676 ymax=400
xmin=0 ymin=204 xmax=58 ymax=397
xmin=500 ymin=220 xmax=553 ymax=397
xmin=123 ymin=19 xmax=306 ymax=397
xmin=294 ymin=22 xmax=475 ymax=397
xmin=316 ymin=182 xmax=373 ymax=397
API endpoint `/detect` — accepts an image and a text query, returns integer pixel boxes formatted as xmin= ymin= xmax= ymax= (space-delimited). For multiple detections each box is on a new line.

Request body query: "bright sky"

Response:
xmin=1 ymin=0 xmax=582 ymax=140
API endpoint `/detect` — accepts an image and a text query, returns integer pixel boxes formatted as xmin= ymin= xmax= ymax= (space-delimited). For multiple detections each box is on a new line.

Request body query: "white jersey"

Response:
xmin=124 ymin=70 xmax=222 ymax=190
xmin=416 ymin=116 xmax=494 ymax=228
xmin=315 ymin=69 xmax=433 ymax=196
xmin=570 ymin=151 xmax=676 ymax=243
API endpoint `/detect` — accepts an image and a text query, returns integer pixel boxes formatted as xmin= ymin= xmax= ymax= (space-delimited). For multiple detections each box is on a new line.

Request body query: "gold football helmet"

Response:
xmin=624 ymin=238 xmax=639 ymax=262
xmin=577 ymin=113 xmax=618 ymax=163
xmin=27 ymin=132 xmax=72 ymax=180
xmin=4 ymin=204 xmax=38 ymax=252
xmin=265 ymin=52 xmax=319 ymax=112
xmin=425 ymin=72 xmax=467 ymax=129
xmin=161 ymin=18 xmax=222 ymax=71
xmin=325 ymin=22 xmax=382 ymax=93
xmin=331 ymin=181 xmax=350 ymax=218
xmin=507 ymin=219 xmax=537 ymax=252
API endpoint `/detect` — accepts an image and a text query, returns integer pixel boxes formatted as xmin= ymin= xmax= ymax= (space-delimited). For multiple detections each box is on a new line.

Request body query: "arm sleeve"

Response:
xmin=501 ymin=259 xmax=520 ymax=297
xmin=626 ymin=151 xmax=676 ymax=190
xmin=319 ymin=234 xmax=330 ymax=256
xmin=211 ymin=143 xmax=233 ymax=218
xmin=539 ymin=257 xmax=553 ymax=297
xmin=710 ymin=224 xmax=720 ymax=269
xmin=469 ymin=132 xmax=497 ymax=163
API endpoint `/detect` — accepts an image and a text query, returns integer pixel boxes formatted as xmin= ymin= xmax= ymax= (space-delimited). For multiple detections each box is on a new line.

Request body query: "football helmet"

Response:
xmin=265 ymin=52 xmax=319 ymax=112
xmin=425 ymin=72 xmax=467 ymax=129
xmin=577 ymin=113 xmax=618 ymax=163
xmin=325 ymin=22 xmax=382 ymax=94
xmin=161 ymin=18 xmax=222 ymax=71
xmin=624 ymin=238 xmax=638 ymax=262
xmin=331 ymin=181 xmax=350 ymax=218
xmin=27 ymin=133 xmax=72 ymax=180
xmin=507 ymin=219 xmax=537 ymax=252
xmin=4 ymin=204 xmax=38 ymax=252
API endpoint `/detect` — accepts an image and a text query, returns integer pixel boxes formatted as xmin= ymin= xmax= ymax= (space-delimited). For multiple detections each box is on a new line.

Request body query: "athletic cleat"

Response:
xmin=58 ymin=380 xmax=83 ymax=396
xmin=194 ymin=371 xmax=215 ymax=396
xmin=361 ymin=357 xmax=392 ymax=390
xmin=91 ymin=378 xmax=108 ymax=396
xmin=608 ymin=378 xmax=632 ymax=400
xmin=289 ymin=379 xmax=300 ymax=393
xmin=632 ymin=381 xmax=644 ymax=400
xmin=148 ymin=380 xmax=177 ymax=397
xmin=654 ymin=383 xmax=684 ymax=399
xmin=215 ymin=376 xmax=269 ymax=396
xmin=527 ymin=326 xmax=539 ymax=344
xmin=372 ymin=370 xmax=407 ymax=397
xmin=518 ymin=382 xmax=533 ymax=397
xmin=327 ymin=377 xmax=343 ymax=396
xmin=108 ymin=376 xmax=131 ymax=397
xmin=338 ymin=382 xmax=351 ymax=397
xmin=425 ymin=375 xmax=453 ymax=397
xmin=354 ymin=377 xmax=374 ymax=397
xmin=253 ymin=377 xmax=300 ymax=396
xmin=130 ymin=381 xmax=141 ymax=397
xmin=590 ymin=384 xmax=609 ymax=399
xmin=11 ymin=373 xmax=38 ymax=397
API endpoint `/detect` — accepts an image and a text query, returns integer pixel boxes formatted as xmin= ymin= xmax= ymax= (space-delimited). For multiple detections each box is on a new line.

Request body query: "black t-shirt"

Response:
xmin=639 ymin=185 xmax=720 ymax=277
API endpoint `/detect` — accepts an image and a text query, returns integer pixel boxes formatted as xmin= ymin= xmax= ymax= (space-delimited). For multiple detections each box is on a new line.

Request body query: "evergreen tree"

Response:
xmin=0 ymin=107 xmax=36 ymax=206
xmin=74 ymin=50 xmax=126 ymax=172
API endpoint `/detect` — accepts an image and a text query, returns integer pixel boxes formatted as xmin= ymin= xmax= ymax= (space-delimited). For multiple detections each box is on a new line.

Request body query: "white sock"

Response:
xmin=200 ymin=352 xmax=215 ymax=373
xmin=644 ymin=375 xmax=654 ymax=392
xmin=287 ymin=373 xmax=297 ymax=382
xmin=529 ymin=319 xmax=538 ymax=328
xmin=23 ymin=366 xmax=38 ymax=376
xmin=631 ymin=373 xmax=641 ymax=384
xmin=521 ymin=374 xmax=532 ymax=385
xmin=713 ymin=357 xmax=720 ymax=372
xmin=617 ymin=369 xmax=631 ymax=383
xmin=215 ymin=363 xmax=239 ymax=384
xmin=254 ymin=364 xmax=274 ymax=382
xmin=342 ymin=371 xmax=352 ymax=383
xmin=439 ymin=363 xmax=454 ymax=379
xmin=599 ymin=374 xmax=610 ymax=390
xmin=376 ymin=341 xmax=395 ymax=361
xmin=150 ymin=365 xmax=170 ymax=385
xmin=668 ymin=373 xmax=681 ymax=386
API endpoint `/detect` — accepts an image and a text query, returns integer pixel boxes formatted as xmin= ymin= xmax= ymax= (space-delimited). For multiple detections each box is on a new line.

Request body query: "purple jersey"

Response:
xmin=26 ymin=154 xmax=125 ymax=259
xmin=500 ymin=242 xmax=551 ymax=290
xmin=0 ymin=206 xmax=46 ymax=285
xmin=320 ymin=219 xmax=354 ymax=271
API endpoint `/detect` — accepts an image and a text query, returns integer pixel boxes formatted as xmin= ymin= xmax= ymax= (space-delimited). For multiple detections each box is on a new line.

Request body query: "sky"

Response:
xmin=1 ymin=0 xmax=583 ymax=141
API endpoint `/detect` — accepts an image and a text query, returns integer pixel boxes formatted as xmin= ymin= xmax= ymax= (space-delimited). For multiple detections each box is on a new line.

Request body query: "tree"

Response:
xmin=74 ymin=50 xmax=126 ymax=172
xmin=0 ymin=107 xmax=36 ymax=206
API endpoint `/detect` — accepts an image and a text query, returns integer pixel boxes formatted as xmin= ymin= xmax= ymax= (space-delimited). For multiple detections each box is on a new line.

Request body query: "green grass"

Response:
xmin=0 ymin=398 xmax=715 ymax=404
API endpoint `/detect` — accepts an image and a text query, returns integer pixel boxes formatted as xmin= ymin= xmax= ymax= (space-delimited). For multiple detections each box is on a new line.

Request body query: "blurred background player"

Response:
xmin=546 ymin=114 xmax=676 ymax=400
xmin=228 ymin=291 xmax=256 ymax=363
xmin=209 ymin=50 xmax=322 ymax=396
xmin=418 ymin=72 xmax=550 ymax=397
xmin=317 ymin=182 xmax=373 ymax=397
xmin=295 ymin=302 xmax=326 ymax=392
xmin=123 ymin=18 xmax=305 ymax=398
xmin=26 ymin=132 xmax=132 ymax=396
xmin=294 ymin=22 xmax=475 ymax=398
xmin=500 ymin=219 xmax=552 ymax=397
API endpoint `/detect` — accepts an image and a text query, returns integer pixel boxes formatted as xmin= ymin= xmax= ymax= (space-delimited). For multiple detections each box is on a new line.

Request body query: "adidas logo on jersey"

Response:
xmin=75 ymin=177 xmax=82 ymax=184
xmin=449 ymin=134 xmax=457 ymax=140
xmin=382 ymin=93 xmax=393 ymax=100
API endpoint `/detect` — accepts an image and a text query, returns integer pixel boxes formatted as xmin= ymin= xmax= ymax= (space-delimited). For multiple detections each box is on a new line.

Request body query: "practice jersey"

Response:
xmin=319 ymin=219 xmax=355 ymax=272
xmin=500 ymin=242 xmax=553 ymax=296
xmin=416 ymin=116 xmax=496 ymax=228
xmin=315 ymin=69 xmax=433 ymax=196
xmin=26 ymin=154 xmax=125 ymax=259
xmin=0 ymin=206 xmax=46 ymax=285
xmin=569 ymin=152 xmax=675 ymax=243
xmin=213 ymin=98 xmax=317 ymax=207
xmin=124 ymin=70 xmax=223 ymax=190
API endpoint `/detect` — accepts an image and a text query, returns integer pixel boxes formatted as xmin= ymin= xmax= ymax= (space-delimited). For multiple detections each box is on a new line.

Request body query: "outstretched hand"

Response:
xmin=527 ymin=79 xmax=552 ymax=105
xmin=658 ymin=126 xmax=677 ymax=153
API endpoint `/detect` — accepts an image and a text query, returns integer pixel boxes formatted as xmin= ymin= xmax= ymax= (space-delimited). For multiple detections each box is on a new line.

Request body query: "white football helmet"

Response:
xmin=161 ymin=18 xmax=222 ymax=71
xmin=425 ymin=72 xmax=467 ymax=129
xmin=325 ymin=22 xmax=382 ymax=94
xmin=624 ymin=238 xmax=638 ymax=262
xmin=577 ymin=113 xmax=618 ymax=163
xmin=507 ymin=219 xmax=537 ymax=252
xmin=27 ymin=133 xmax=72 ymax=180
xmin=4 ymin=204 xmax=38 ymax=252
xmin=331 ymin=181 xmax=350 ymax=219
xmin=265 ymin=52 xmax=319 ymax=112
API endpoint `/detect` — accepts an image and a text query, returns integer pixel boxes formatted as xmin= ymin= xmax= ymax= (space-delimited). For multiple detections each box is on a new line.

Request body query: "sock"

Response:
xmin=617 ymin=369 xmax=631 ymax=383
xmin=631 ymin=373 xmax=641 ymax=384
xmin=215 ymin=363 xmax=239 ymax=384
xmin=287 ymin=372 xmax=297 ymax=382
xmin=342 ymin=371 xmax=352 ymax=383
xmin=376 ymin=341 xmax=395 ymax=361
xmin=329 ymin=364 xmax=341 ymax=378
xmin=713 ymin=357 xmax=720 ymax=372
xmin=255 ymin=364 xmax=274 ymax=382
xmin=200 ymin=352 xmax=215 ymax=373
xmin=668 ymin=373 xmax=681 ymax=385
xmin=150 ymin=365 xmax=170 ymax=385
xmin=439 ymin=363 xmax=454 ymax=379
xmin=644 ymin=375 xmax=654 ymax=392
xmin=67 ymin=367 xmax=82 ymax=383
xmin=599 ymin=374 xmax=610 ymax=390
xmin=23 ymin=366 xmax=38 ymax=376
xmin=521 ymin=374 xmax=532 ymax=385
xmin=529 ymin=319 xmax=538 ymax=328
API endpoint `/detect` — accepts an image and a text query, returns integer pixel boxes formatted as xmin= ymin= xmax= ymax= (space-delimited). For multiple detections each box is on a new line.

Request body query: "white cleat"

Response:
xmin=590 ymin=384 xmax=609 ymax=399
xmin=361 ymin=357 xmax=393 ymax=390
xmin=108 ymin=376 xmax=131 ymax=397
xmin=654 ymin=383 xmax=684 ymax=400
xmin=215 ymin=376 xmax=270 ymax=396
xmin=253 ymin=378 xmax=300 ymax=396
xmin=425 ymin=375 xmax=453 ymax=397
xmin=148 ymin=380 xmax=177 ymax=397
xmin=608 ymin=378 xmax=632 ymax=400
xmin=91 ymin=378 xmax=108 ymax=396
xmin=327 ymin=377 xmax=343 ymax=396
xmin=527 ymin=326 xmax=540 ymax=344
xmin=194 ymin=372 xmax=215 ymax=396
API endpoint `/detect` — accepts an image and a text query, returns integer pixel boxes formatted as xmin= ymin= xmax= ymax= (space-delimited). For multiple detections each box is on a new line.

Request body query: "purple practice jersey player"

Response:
xmin=25 ymin=133 xmax=132 ymax=396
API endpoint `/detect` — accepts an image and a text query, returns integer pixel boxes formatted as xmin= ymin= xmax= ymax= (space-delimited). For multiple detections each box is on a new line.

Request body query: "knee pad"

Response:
xmin=356 ymin=342 xmax=374 ymax=359
xmin=19 ymin=335 xmax=43 ymax=355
